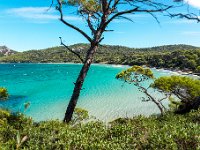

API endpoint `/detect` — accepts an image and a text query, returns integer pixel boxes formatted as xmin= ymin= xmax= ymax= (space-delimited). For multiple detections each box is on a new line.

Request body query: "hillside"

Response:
xmin=0 ymin=43 xmax=134 ymax=63
xmin=0 ymin=44 xmax=199 ymax=62
xmin=0 ymin=44 xmax=200 ymax=71
xmin=0 ymin=46 xmax=17 ymax=57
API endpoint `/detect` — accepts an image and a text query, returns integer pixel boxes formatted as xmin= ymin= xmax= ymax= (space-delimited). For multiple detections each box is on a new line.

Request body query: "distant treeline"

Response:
xmin=0 ymin=44 xmax=200 ymax=72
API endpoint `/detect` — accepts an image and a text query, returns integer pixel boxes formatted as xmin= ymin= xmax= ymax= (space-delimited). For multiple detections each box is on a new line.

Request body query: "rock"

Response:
xmin=0 ymin=46 xmax=17 ymax=56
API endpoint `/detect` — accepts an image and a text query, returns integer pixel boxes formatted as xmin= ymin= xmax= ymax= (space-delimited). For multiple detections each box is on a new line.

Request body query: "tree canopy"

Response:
xmin=152 ymin=76 xmax=200 ymax=113
xmin=116 ymin=65 xmax=154 ymax=82
xmin=152 ymin=76 xmax=200 ymax=101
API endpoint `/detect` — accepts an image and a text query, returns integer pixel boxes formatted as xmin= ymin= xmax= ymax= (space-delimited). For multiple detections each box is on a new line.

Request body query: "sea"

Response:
xmin=0 ymin=63 xmax=176 ymax=122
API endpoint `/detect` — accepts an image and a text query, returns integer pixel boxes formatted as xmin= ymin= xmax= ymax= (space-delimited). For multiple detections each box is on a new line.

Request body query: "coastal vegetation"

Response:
xmin=196 ymin=66 xmax=200 ymax=73
xmin=0 ymin=44 xmax=200 ymax=73
xmin=152 ymin=76 xmax=200 ymax=114
xmin=116 ymin=66 xmax=200 ymax=115
xmin=1 ymin=108 xmax=200 ymax=149
xmin=1 ymin=69 xmax=200 ymax=149
xmin=0 ymin=87 xmax=8 ymax=100
xmin=1 ymin=0 xmax=200 ymax=148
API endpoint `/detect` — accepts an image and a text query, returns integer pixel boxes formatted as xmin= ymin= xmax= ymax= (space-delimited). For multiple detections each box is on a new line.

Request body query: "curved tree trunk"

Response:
xmin=139 ymin=85 xmax=164 ymax=115
xmin=63 ymin=43 xmax=98 ymax=123
xmin=144 ymin=89 xmax=164 ymax=115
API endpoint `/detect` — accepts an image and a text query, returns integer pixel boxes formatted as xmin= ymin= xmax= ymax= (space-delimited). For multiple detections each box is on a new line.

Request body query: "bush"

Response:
xmin=0 ymin=87 xmax=8 ymax=100
xmin=196 ymin=66 xmax=200 ymax=73
xmin=1 ymin=108 xmax=200 ymax=149
xmin=152 ymin=76 xmax=200 ymax=113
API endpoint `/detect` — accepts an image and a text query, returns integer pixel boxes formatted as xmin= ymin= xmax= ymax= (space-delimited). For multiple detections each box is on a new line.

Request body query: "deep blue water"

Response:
xmin=0 ymin=63 xmax=173 ymax=122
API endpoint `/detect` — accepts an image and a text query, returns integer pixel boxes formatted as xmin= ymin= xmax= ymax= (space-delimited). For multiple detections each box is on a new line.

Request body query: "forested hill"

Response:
xmin=0 ymin=44 xmax=200 ymax=72
xmin=137 ymin=44 xmax=199 ymax=52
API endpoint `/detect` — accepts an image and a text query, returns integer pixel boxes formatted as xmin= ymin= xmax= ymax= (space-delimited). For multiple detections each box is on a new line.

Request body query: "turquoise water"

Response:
xmin=0 ymin=63 xmax=174 ymax=122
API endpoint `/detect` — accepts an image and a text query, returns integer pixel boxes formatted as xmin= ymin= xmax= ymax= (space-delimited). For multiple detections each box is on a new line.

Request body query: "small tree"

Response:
xmin=53 ymin=0 xmax=200 ymax=122
xmin=152 ymin=76 xmax=200 ymax=113
xmin=116 ymin=66 xmax=200 ymax=115
xmin=116 ymin=65 xmax=168 ymax=115
xmin=0 ymin=87 xmax=8 ymax=100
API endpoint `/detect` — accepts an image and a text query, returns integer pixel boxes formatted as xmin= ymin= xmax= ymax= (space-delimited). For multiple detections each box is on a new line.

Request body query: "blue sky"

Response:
xmin=0 ymin=0 xmax=200 ymax=51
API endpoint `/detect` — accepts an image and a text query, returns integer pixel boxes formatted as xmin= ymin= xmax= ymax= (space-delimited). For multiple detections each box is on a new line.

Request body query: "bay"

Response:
xmin=0 ymin=63 xmax=174 ymax=122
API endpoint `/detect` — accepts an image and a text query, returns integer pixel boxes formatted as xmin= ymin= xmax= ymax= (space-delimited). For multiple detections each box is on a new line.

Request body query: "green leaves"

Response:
xmin=1 ymin=108 xmax=200 ymax=149
xmin=0 ymin=87 xmax=8 ymax=100
xmin=68 ymin=0 xmax=101 ymax=12
xmin=152 ymin=76 xmax=200 ymax=99
xmin=116 ymin=65 xmax=154 ymax=82
xmin=152 ymin=76 xmax=200 ymax=113
xmin=71 ymin=108 xmax=89 ymax=124
xmin=196 ymin=66 xmax=200 ymax=73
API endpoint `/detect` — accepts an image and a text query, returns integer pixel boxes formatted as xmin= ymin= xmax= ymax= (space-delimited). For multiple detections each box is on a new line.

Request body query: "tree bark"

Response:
xmin=144 ymin=89 xmax=164 ymax=115
xmin=63 ymin=43 xmax=98 ymax=123
xmin=139 ymin=85 xmax=164 ymax=115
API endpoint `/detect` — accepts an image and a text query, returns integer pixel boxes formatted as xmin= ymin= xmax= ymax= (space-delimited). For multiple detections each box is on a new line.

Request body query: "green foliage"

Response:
xmin=168 ymin=96 xmax=181 ymax=111
xmin=1 ymin=44 xmax=199 ymax=73
xmin=152 ymin=76 xmax=200 ymax=99
xmin=152 ymin=76 xmax=200 ymax=112
xmin=1 ymin=108 xmax=200 ymax=149
xmin=71 ymin=107 xmax=89 ymax=124
xmin=196 ymin=66 xmax=200 ymax=73
xmin=116 ymin=65 xmax=154 ymax=82
xmin=68 ymin=0 xmax=101 ymax=12
xmin=0 ymin=87 xmax=8 ymax=100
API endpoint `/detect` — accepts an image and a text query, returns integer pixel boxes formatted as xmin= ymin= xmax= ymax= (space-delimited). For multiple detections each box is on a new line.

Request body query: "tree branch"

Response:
xmin=57 ymin=0 xmax=92 ymax=42
xmin=106 ymin=5 xmax=172 ymax=26
xmin=168 ymin=13 xmax=200 ymax=22
xmin=86 ymin=14 xmax=96 ymax=35
xmin=59 ymin=37 xmax=84 ymax=63
xmin=47 ymin=0 xmax=54 ymax=12
xmin=137 ymin=84 xmax=165 ymax=115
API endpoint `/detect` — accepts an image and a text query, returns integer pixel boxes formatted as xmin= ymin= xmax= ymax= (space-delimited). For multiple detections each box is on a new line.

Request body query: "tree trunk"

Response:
xmin=175 ymin=97 xmax=200 ymax=114
xmin=63 ymin=43 xmax=98 ymax=123
xmin=141 ymin=86 xmax=164 ymax=115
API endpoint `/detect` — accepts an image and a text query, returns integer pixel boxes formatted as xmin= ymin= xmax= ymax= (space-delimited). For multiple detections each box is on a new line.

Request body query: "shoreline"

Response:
xmin=0 ymin=62 xmax=199 ymax=78
xmin=150 ymin=67 xmax=200 ymax=79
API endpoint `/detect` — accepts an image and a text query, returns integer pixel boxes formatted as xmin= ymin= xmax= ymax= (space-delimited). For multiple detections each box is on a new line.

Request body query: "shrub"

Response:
xmin=196 ymin=66 xmax=200 ymax=73
xmin=152 ymin=76 xmax=200 ymax=113
xmin=0 ymin=87 xmax=8 ymax=100
xmin=1 ymin=108 xmax=200 ymax=149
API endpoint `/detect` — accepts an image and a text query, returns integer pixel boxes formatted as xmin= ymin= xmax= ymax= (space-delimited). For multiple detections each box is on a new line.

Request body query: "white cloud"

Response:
xmin=184 ymin=0 xmax=200 ymax=9
xmin=7 ymin=7 xmax=58 ymax=20
xmin=166 ymin=19 xmax=198 ymax=24
xmin=182 ymin=31 xmax=200 ymax=36
xmin=9 ymin=7 xmax=53 ymax=13
xmin=6 ymin=7 xmax=81 ymax=21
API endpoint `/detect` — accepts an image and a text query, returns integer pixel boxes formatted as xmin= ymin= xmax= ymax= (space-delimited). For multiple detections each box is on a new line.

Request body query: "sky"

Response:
xmin=0 ymin=0 xmax=200 ymax=51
